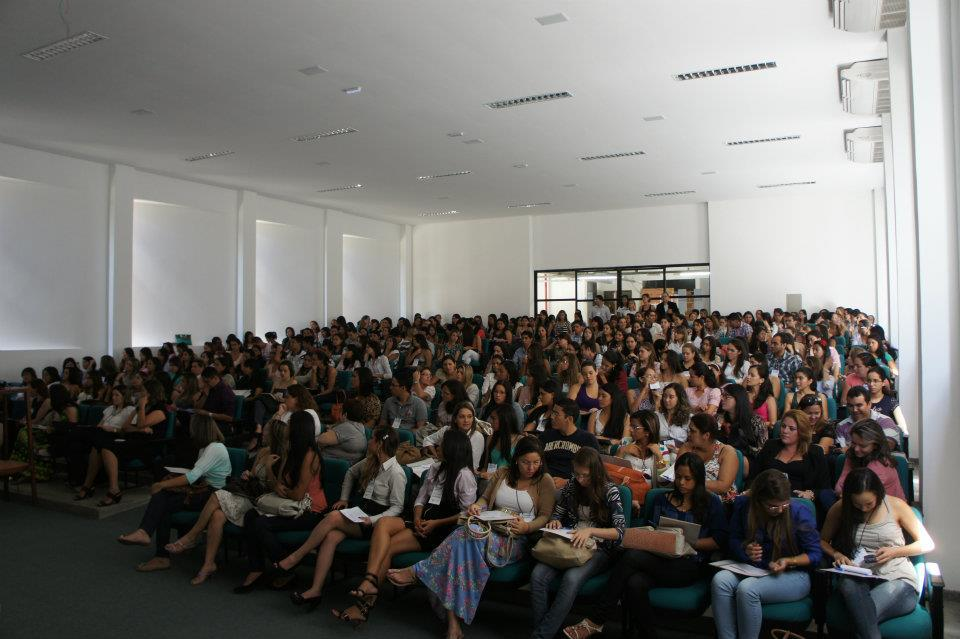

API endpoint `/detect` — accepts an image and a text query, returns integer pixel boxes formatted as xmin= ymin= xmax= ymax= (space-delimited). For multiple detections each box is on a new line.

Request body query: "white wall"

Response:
xmin=708 ymin=192 xmax=878 ymax=314
xmin=0 ymin=142 xmax=109 ymax=379
xmin=413 ymin=215 xmax=532 ymax=317
xmin=532 ymin=204 xmax=709 ymax=270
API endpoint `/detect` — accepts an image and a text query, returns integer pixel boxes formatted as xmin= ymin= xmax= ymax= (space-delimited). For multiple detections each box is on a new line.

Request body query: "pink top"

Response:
xmin=754 ymin=402 xmax=770 ymax=424
xmin=834 ymin=458 xmax=905 ymax=500
xmin=307 ymin=472 xmax=328 ymax=513
xmin=686 ymin=386 xmax=721 ymax=411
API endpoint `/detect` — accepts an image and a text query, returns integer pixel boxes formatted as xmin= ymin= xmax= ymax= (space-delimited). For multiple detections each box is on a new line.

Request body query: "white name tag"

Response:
xmin=391 ymin=417 xmax=402 ymax=430
xmin=428 ymin=483 xmax=444 ymax=505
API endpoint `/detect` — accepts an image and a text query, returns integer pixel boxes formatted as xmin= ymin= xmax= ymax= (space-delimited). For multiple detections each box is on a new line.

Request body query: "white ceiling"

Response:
xmin=0 ymin=1 xmax=886 ymax=223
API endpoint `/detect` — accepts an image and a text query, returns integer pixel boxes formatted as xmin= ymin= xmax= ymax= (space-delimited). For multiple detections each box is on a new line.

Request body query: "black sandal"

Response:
xmin=332 ymin=593 xmax=377 ymax=628
xmin=290 ymin=590 xmax=323 ymax=611
xmin=348 ymin=572 xmax=380 ymax=600
xmin=74 ymin=486 xmax=95 ymax=501
xmin=97 ymin=491 xmax=122 ymax=507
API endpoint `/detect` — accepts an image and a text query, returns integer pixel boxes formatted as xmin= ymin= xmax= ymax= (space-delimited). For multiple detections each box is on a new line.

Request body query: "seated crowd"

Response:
xmin=3 ymin=301 xmax=934 ymax=639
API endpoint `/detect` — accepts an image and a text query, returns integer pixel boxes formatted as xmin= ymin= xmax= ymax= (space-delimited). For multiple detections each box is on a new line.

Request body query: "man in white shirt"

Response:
xmin=590 ymin=295 xmax=612 ymax=324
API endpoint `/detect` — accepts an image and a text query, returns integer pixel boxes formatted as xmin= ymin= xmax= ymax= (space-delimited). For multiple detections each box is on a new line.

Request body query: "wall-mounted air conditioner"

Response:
xmin=845 ymin=127 xmax=884 ymax=163
xmin=833 ymin=0 xmax=907 ymax=32
xmin=839 ymin=59 xmax=890 ymax=114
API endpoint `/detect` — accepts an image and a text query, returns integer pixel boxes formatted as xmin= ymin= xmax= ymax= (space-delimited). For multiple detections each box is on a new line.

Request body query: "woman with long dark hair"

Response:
xmin=744 ymin=363 xmax=778 ymax=426
xmin=564 ymin=452 xmax=728 ymax=639
xmin=820 ymin=468 xmax=932 ymax=638
xmin=586 ymin=383 xmax=630 ymax=447
xmin=834 ymin=420 xmax=905 ymax=500
xmin=711 ymin=469 xmax=822 ymax=639
xmin=655 ymin=382 xmax=692 ymax=444
xmin=722 ymin=338 xmax=750 ymax=384
xmin=481 ymin=402 xmax=523 ymax=477
xmin=332 ymin=429 xmax=477 ymax=627
xmin=529 ymin=448 xmax=626 ymax=639
xmin=686 ymin=361 xmax=720 ymax=417
xmin=717 ymin=384 xmax=768 ymax=469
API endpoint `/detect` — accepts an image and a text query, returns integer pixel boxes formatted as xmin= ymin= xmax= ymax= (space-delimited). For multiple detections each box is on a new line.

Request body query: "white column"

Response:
xmin=909 ymin=0 xmax=960 ymax=579
xmin=237 ymin=190 xmax=257 ymax=334
xmin=871 ymin=189 xmax=889 ymax=331
xmin=109 ymin=164 xmax=136 ymax=357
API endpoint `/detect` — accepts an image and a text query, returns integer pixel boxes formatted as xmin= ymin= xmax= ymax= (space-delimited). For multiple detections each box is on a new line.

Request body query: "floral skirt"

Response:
xmin=413 ymin=526 xmax=527 ymax=624
xmin=215 ymin=489 xmax=255 ymax=526
xmin=10 ymin=427 xmax=53 ymax=481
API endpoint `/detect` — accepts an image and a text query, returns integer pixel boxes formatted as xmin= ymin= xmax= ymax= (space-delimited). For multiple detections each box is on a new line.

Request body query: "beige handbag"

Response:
xmin=532 ymin=532 xmax=597 ymax=569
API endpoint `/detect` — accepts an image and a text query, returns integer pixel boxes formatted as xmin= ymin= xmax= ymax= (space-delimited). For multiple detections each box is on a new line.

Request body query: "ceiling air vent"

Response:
xmin=757 ymin=181 xmax=816 ymax=189
xmin=726 ymin=135 xmax=800 ymax=146
xmin=673 ymin=61 xmax=776 ymax=81
xmin=21 ymin=31 xmax=108 ymax=61
xmin=292 ymin=127 xmax=357 ymax=142
xmin=845 ymin=127 xmax=884 ymax=162
xmin=839 ymin=59 xmax=890 ymax=114
xmin=183 ymin=150 xmax=235 ymax=162
xmin=317 ymin=184 xmax=363 ymax=193
xmin=580 ymin=151 xmax=645 ymax=161
xmin=507 ymin=202 xmax=551 ymax=209
xmin=833 ymin=0 xmax=907 ymax=32
xmin=644 ymin=191 xmax=696 ymax=197
xmin=417 ymin=171 xmax=471 ymax=180
xmin=484 ymin=92 xmax=572 ymax=109
xmin=419 ymin=210 xmax=460 ymax=217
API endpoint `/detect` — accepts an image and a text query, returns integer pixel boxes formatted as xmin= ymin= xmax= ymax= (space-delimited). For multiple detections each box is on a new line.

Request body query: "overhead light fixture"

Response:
xmin=317 ymin=183 xmax=363 ymax=193
xmin=757 ymin=181 xmax=816 ymax=189
xmin=183 ymin=150 xmax=235 ymax=162
xmin=507 ymin=202 xmax=551 ymax=209
xmin=484 ymin=91 xmax=572 ymax=109
xmin=643 ymin=115 xmax=665 ymax=122
xmin=130 ymin=108 xmax=155 ymax=116
xmin=21 ymin=31 xmax=109 ymax=61
xmin=644 ymin=190 xmax=696 ymax=197
xmin=562 ymin=183 xmax=577 ymax=187
xmin=513 ymin=163 xmax=529 ymax=169
xmin=535 ymin=13 xmax=568 ymax=26
xmin=667 ymin=270 xmax=711 ymax=278
xmin=437 ymin=196 xmax=451 ymax=200
xmin=419 ymin=210 xmax=459 ymax=217
xmin=726 ymin=135 xmax=800 ymax=146
xmin=417 ymin=170 xmax=471 ymax=180
xmin=446 ymin=131 xmax=464 ymax=138
xmin=298 ymin=65 xmax=328 ymax=76
xmin=579 ymin=275 xmax=617 ymax=281
xmin=292 ymin=127 xmax=357 ymax=142
xmin=580 ymin=151 xmax=645 ymax=161
xmin=463 ymin=138 xmax=484 ymax=144
xmin=342 ymin=86 xmax=362 ymax=95
xmin=314 ymin=161 xmax=331 ymax=166
xmin=673 ymin=61 xmax=776 ymax=81
xmin=701 ymin=171 xmax=717 ymax=175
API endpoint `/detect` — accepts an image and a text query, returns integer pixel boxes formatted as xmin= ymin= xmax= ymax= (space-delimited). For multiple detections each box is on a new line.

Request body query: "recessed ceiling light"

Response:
xmin=419 ymin=210 xmax=459 ymax=217
xmin=21 ymin=31 xmax=109 ymax=61
xmin=292 ymin=127 xmax=357 ymax=142
xmin=183 ymin=150 xmax=234 ymax=162
xmin=513 ymin=163 xmax=529 ymax=169
xmin=757 ymin=181 xmax=816 ymax=189
xmin=484 ymin=92 xmax=572 ymax=109
xmin=701 ymin=171 xmax=717 ymax=175
xmin=562 ymin=183 xmax=577 ymax=188
xmin=507 ymin=202 xmax=551 ymax=209
xmin=673 ymin=61 xmax=777 ymax=81
xmin=463 ymin=138 xmax=484 ymax=145
xmin=580 ymin=151 xmax=645 ymax=161
xmin=446 ymin=131 xmax=464 ymax=138
xmin=644 ymin=190 xmax=696 ymax=197
xmin=314 ymin=161 xmax=331 ymax=166
xmin=643 ymin=115 xmax=665 ymax=122
xmin=417 ymin=170 xmax=472 ymax=180
xmin=535 ymin=13 xmax=568 ymax=26
xmin=317 ymin=183 xmax=363 ymax=193
xmin=298 ymin=65 xmax=327 ymax=76
xmin=726 ymin=135 xmax=800 ymax=146
xmin=130 ymin=108 xmax=154 ymax=116
xmin=342 ymin=86 xmax=362 ymax=95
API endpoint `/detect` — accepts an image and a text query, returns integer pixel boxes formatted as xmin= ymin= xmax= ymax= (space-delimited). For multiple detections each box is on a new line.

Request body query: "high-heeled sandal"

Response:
xmin=332 ymin=594 xmax=377 ymax=629
xmin=290 ymin=590 xmax=323 ymax=611
xmin=347 ymin=572 xmax=380 ymax=600
xmin=190 ymin=566 xmax=217 ymax=585
xmin=98 ymin=491 xmax=122 ymax=507
xmin=74 ymin=486 xmax=95 ymax=501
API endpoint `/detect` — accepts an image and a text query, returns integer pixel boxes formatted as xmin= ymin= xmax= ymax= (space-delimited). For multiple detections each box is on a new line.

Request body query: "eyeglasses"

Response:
xmin=573 ymin=472 xmax=591 ymax=480
xmin=765 ymin=502 xmax=790 ymax=513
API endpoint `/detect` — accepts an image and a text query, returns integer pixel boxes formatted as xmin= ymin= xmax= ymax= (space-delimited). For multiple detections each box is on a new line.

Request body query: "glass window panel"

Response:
xmin=536 ymin=271 xmax=576 ymax=300
xmin=664 ymin=266 xmax=711 ymax=297
xmin=620 ymin=268 xmax=665 ymax=300
xmin=537 ymin=300 xmax=577 ymax=319
xmin=576 ymin=270 xmax=618 ymax=303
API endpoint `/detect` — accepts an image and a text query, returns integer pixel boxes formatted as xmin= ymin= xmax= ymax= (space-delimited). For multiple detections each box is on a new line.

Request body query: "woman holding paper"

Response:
xmin=273 ymin=427 xmax=405 ymax=607
xmin=563 ymin=453 xmax=728 ymax=639
xmin=711 ymin=469 xmax=822 ymax=639
xmin=331 ymin=429 xmax=476 ymax=627
xmin=529 ymin=447 xmax=626 ymax=639
xmin=387 ymin=436 xmax=555 ymax=639
xmin=819 ymin=468 xmax=933 ymax=638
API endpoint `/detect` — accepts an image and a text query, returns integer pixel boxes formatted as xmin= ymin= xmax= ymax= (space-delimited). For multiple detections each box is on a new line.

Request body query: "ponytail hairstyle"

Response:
xmin=359 ymin=427 xmax=399 ymax=491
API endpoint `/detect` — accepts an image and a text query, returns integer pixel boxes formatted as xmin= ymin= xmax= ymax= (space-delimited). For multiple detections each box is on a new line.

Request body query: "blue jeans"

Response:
xmin=530 ymin=551 xmax=612 ymax=639
xmin=837 ymin=577 xmax=917 ymax=639
xmin=711 ymin=569 xmax=811 ymax=639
